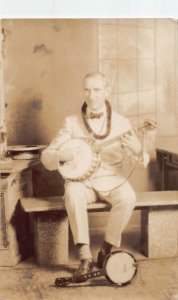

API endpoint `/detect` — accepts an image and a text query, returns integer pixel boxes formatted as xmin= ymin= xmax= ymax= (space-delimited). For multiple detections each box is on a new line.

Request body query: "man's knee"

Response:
xmin=123 ymin=188 xmax=136 ymax=207
xmin=112 ymin=187 xmax=136 ymax=209
xmin=64 ymin=182 xmax=87 ymax=208
xmin=65 ymin=182 xmax=82 ymax=196
xmin=126 ymin=189 xmax=136 ymax=208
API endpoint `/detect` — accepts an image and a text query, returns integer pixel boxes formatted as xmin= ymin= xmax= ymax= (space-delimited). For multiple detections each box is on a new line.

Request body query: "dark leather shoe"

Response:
xmin=97 ymin=251 xmax=108 ymax=268
xmin=73 ymin=259 xmax=94 ymax=282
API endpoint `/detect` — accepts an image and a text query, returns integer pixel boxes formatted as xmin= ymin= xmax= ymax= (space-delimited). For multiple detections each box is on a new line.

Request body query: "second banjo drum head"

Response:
xmin=105 ymin=251 xmax=137 ymax=285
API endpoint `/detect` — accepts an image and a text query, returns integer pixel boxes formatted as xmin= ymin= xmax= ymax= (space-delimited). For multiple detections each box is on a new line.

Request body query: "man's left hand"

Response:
xmin=121 ymin=130 xmax=142 ymax=156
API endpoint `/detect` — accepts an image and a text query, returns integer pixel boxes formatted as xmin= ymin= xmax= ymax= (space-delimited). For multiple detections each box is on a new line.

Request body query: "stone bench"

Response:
xmin=20 ymin=190 xmax=178 ymax=266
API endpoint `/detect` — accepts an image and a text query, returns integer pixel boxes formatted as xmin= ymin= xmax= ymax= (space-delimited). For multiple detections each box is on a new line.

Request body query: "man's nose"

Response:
xmin=88 ymin=90 xmax=95 ymax=98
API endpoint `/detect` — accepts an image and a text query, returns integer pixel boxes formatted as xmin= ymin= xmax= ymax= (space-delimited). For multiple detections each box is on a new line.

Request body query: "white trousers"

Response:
xmin=64 ymin=180 xmax=136 ymax=248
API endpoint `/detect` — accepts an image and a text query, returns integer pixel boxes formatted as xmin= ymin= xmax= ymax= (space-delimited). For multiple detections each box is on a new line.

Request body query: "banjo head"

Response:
xmin=104 ymin=250 xmax=137 ymax=286
xmin=58 ymin=138 xmax=99 ymax=181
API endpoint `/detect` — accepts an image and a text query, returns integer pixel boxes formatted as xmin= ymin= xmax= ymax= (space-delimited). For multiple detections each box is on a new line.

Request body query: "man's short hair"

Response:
xmin=84 ymin=71 xmax=109 ymax=87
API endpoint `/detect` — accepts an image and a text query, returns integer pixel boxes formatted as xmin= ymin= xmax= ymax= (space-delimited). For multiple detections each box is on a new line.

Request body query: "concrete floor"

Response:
xmin=0 ymin=228 xmax=178 ymax=300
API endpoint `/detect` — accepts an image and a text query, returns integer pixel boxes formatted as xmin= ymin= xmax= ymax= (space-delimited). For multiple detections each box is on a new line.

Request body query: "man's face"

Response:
xmin=84 ymin=76 xmax=109 ymax=111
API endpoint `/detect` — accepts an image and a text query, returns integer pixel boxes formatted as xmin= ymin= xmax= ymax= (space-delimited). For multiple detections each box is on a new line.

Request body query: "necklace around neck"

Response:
xmin=81 ymin=100 xmax=112 ymax=140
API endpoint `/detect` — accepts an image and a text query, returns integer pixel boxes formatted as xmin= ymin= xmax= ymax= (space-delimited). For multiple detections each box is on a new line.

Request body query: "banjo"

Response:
xmin=55 ymin=250 xmax=137 ymax=287
xmin=58 ymin=119 xmax=156 ymax=183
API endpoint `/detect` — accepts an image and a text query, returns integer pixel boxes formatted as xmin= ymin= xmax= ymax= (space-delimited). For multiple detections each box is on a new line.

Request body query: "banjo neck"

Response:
xmin=95 ymin=119 xmax=156 ymax=151
xmin=73 ymin=268 xmax=106 ymax=283
xmin=55 ymin=269 xmax=106 ymax=286
xmin=96 ymin=127 xmax=138 ymax=152
xmin=95 ymin=117 xmax=157 ymax=152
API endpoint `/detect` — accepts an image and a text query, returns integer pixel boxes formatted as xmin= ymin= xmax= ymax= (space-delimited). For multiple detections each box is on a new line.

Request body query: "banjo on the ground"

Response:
xmin=58 ymin=119 xmax=156 ymax=183
xmin=55 ymin=250 xmax=137 ymax=287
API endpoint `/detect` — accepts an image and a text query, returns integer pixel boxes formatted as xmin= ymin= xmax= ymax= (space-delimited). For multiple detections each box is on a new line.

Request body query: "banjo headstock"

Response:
xmin=138 ymin=119 xmax=157 ymax=132
xmin=137 ymin=119 xmax=157 ymax=152
xmin=55 ymin=276 xmax=72 ymax=287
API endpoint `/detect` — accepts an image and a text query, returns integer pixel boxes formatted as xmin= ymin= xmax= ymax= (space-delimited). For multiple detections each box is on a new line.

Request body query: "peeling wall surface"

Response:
xmin=1 ymin=19 xmax=178 ymax=196
xmin=2 ymin=19 xmax=98 ymax=145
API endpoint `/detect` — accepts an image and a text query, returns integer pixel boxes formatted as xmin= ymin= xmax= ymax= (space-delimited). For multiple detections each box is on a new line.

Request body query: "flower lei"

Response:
xmin=81 ymin=100 xmax=112 ymax=140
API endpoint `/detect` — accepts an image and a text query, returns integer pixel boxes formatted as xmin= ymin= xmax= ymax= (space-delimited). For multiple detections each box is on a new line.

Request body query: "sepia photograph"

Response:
xmin=0 ymin=6 xmax=178 ymax=300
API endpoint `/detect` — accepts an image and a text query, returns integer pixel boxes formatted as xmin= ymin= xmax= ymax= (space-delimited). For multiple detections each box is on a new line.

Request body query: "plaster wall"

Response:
xmin=2 ymin=18 xmax=178 ymax=194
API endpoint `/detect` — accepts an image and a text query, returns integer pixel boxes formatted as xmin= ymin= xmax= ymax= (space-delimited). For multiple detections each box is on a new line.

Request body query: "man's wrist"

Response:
xmin=136 ymin=149 xmax=143 ymax=161
xmin=137 ymin=149 xmax=143 ymax=157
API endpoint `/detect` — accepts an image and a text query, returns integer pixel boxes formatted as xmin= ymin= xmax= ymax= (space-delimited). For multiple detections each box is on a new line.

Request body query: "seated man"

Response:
xmin=41 ymin=71 xmax=149 ymax=279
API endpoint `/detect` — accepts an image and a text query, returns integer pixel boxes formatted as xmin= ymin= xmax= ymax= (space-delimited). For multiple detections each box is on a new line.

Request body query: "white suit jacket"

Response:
xmin=41 ymin=109 xmax=149 ymax=191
